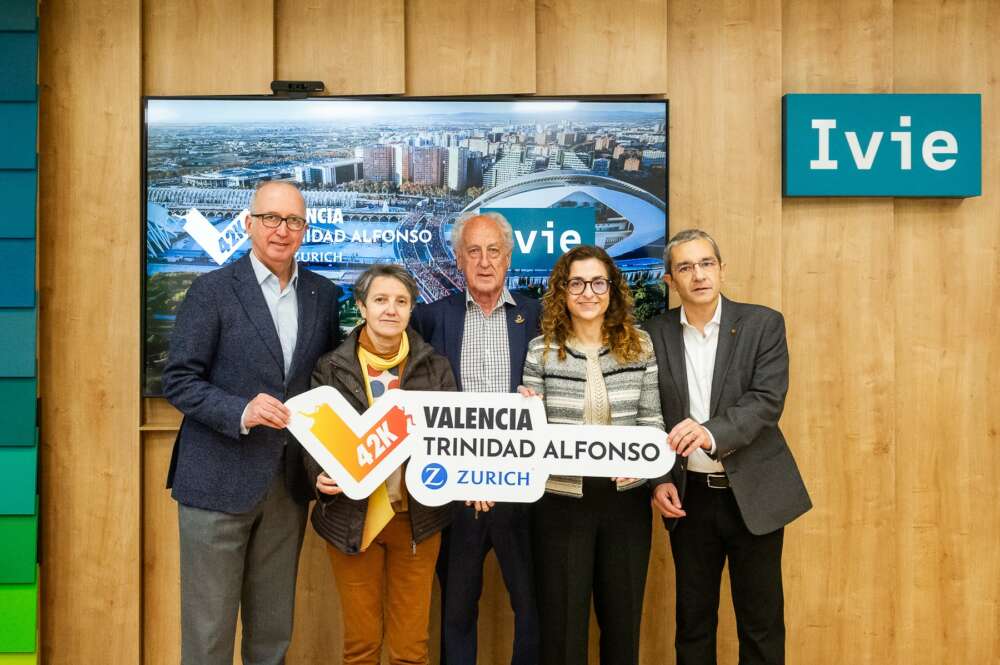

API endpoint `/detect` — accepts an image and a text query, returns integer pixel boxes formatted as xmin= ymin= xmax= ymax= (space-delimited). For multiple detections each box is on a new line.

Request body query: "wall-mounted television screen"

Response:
xmin=143 ymin=97 xmax=668 ymax=395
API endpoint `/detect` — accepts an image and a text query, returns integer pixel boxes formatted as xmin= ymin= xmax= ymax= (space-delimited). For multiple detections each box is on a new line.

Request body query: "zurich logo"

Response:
xmin=421 ymin=463 xmax=448 ymax=490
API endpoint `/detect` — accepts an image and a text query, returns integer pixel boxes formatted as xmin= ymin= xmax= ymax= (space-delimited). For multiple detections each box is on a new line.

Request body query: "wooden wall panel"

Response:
xmin=535 ymin=0 xmax=666 ymax=95
xmin=667 ymin=0 xmax=783 ymax=310
xmin=893 ymin=2 xmax=1000 ymax=663
xmin=142 ymin=433 xmax=180 ymax=665
xmin=781 ymin=2 xmax=896 ymax=664
xmin=275 ymin=0 xmax=405 ymax=95
xmin=143 ymin=0 xmax=274 ymax=95
xmin=37 ymin=1 xmax=142 ymax=663
xmin=405 ymin=0 xmax=536 ymax=95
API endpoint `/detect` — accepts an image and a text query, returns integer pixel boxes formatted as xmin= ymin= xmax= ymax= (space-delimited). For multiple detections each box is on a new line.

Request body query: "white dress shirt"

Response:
xmin=240 ymin=251 xmax=299 ymax=433
xmin=680 ymin=299 xmax=725 ymax=473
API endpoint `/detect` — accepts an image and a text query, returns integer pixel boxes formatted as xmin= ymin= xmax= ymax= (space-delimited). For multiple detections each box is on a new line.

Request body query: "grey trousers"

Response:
xmin=178 ymin=470 xmax=308 ymax=665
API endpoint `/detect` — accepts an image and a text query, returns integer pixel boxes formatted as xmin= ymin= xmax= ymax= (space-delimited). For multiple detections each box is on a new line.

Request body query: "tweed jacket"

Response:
xmin=304 ymin=326 xmax=456 ymax=554
xmin=522 ymin=331 xmax=665 ymax=491
xmin=163 ymin=254 xmax=341 ymax=513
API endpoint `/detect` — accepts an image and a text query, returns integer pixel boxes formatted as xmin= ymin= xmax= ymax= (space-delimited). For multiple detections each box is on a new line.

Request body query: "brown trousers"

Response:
xmin=327 ymin=513 xmax=441 ymax=665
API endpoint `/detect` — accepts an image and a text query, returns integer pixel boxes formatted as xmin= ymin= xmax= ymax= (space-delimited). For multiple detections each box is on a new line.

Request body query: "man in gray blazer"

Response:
xmin=646 ymin=229 xmax=811 ymax=665
xmin=163 ymin=181 xmax=340 ymax=665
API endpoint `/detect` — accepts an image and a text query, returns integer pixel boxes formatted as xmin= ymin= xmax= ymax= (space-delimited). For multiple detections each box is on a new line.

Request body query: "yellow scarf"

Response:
xmin=357 ymin=329 xmax=409 ymax=550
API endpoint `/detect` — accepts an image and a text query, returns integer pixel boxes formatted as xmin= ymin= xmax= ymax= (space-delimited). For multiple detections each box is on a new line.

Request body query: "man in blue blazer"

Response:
xmin=411 ymin=211 xmax=541 ymax=665
xmin=646 ymin=229 xmax=811 ymax=665
xmin=163 ymin=181 xmax=340 ymax=665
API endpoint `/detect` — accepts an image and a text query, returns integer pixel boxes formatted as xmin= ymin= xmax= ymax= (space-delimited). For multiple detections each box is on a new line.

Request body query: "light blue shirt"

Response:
xmin=249 ymin=250 xmax=299 ymax=376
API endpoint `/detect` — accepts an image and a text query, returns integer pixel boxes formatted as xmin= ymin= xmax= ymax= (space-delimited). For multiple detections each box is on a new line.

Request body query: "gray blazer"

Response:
xmin=646 ymin=296 xmax=811 ymax=535
xmin=163 ymin=254 xmax=341 ymax=514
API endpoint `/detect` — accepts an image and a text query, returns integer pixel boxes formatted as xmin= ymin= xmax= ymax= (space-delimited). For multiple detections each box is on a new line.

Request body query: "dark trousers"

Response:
xmin=440 ymin=502 xmax=539 ymax=665
xmin=670 ymin=472 xmax=785 ymax=665
xmin=532 ymin=478 xmax=652 ymax=665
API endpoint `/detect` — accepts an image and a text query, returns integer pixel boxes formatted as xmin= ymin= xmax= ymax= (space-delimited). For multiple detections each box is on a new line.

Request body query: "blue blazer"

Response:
xmin=163 ymin=254 xmax=341 ymax=514
xmin=410 ymin=290 xmax=541 ymax=392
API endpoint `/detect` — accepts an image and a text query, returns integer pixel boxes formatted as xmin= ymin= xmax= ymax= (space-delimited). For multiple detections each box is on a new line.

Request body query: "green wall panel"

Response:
xmin=0 ymin=309 xmax=35 ymax=377
xmin=0 ymin=447 xmax=36 ymax=515
xmin=0 ymin=651 xmax=37 ymax=664
xmin=0 ymin=499 xmax=36 ymax=584
xmin=0 ymin=171 xmax=36 ymax=239
xmin=0 ymin=574 xmax=37 ymax=652
xmin=0 ymin=380 xmax=35 ymax=446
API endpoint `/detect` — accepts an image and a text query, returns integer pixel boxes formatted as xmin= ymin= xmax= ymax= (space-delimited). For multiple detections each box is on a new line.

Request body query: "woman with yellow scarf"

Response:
xmin=304 ymin=264 xmax=456 ymax=665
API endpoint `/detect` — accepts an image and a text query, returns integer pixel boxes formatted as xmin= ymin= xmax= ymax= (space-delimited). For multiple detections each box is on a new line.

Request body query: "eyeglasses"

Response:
xmin=464 ymin=246 xmax=505 ymax=261
xmin=565 ymin=277 xmax=610 ymax=295
xmin=672 ymin=258 xmax=719 ymax=277
xmin=250 ymin=212 xmax=307 ymax=231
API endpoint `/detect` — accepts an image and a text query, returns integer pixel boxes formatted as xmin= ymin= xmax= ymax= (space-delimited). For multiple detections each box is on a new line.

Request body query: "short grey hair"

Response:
xmin=249 ymin=180 xmax=303 ymax=212
xmin=450 ymin=211 xmax=514 ymax=254
xmin=663 ymin=228 xmax=722 ymax=274
xmin=353 ymin=264 xmax=419 ymax=307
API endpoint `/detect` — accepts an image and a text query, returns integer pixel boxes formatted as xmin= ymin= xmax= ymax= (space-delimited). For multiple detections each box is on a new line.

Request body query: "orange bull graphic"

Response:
xmin=301 ymin=403 xmax=414 ymax=483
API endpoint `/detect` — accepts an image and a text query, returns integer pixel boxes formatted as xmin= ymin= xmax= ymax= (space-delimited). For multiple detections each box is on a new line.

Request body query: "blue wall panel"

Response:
xmin=0 ymin=240 xmax=34 ymax=307
xmin=0 ymin=309 xmax=35 ymax=377
xmin=0 ymin=104 xmax=36 ymax=169
xmin=0 ymin=0 xmax=37 ymax=31
xmin=0 ymin=172 xmax=35 ymax=239
xmin=0 ymin=33 xmax=37 ymax=102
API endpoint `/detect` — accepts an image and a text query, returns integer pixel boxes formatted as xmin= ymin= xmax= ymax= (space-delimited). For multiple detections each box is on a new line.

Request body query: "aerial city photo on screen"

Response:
xmin=144 ymin=98 xmax=668 ymax=394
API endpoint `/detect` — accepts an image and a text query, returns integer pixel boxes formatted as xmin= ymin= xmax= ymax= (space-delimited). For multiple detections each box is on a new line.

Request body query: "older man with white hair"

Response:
xmin=411 ymin=211 xmax=541 ymax=665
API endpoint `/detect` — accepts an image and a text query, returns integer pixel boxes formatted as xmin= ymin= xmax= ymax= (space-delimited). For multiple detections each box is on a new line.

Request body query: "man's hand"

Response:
xmin=243 ymin=393 xmax=291 ymax=430
xmin=316 ymin=472 xmax=343 ymax=496
xmin=465 ymin=500 xmax=496 ymax=513
xmin=652 ymin=482 xmax=686 ymax=518
xmin=668 ymin=418 xmax=712 ymax=457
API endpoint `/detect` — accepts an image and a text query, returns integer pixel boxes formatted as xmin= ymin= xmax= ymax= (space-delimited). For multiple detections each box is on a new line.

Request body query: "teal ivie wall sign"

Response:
xmin=783 ymin=94 xmax=981 ymax=197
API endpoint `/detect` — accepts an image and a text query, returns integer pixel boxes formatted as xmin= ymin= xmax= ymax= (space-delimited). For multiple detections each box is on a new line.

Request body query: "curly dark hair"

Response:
xmin=540 ymin=245 xmax=646 ymax=363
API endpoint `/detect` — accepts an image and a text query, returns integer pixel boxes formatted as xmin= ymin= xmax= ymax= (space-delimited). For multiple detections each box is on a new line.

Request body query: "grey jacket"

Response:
xmin=645 ymin=296 xmax=812 ymax=535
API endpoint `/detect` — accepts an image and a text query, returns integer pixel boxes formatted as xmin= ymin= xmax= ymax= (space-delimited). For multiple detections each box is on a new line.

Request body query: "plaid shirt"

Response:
xmin=459 ymin=289 xmax=515 ymax=393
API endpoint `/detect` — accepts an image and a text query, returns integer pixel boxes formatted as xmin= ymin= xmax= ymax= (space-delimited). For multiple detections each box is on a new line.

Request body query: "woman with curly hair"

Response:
xmin=520 ymin=244 xmax=664 ymax=665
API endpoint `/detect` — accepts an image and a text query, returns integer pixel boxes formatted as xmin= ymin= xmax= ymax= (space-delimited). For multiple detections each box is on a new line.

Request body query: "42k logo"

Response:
xmin=182 ymin=207 xmax=250 ymax=265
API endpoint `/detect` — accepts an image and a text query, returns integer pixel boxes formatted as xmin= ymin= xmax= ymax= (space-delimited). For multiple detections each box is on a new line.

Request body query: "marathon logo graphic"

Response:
xmin=285 ymin=386 xmax=674 ymax=505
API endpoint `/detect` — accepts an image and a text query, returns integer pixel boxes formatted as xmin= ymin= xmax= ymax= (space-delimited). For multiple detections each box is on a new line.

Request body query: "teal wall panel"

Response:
xmin=0 ymin=240 xmax=34 ymax=307
xmin=0 ymin=380 xmax=36 ymax=446
xmin=0 ymin=575 xmax=37 ymax=652
xmin=0 ymin=500 xmax=36 ymax=584
xmin=0 ymin=104 xmax=36 ymax=169
xmin=0 ymin=447 xmax=36 ymax=515
xmin=0 ymin=309 xmax=35 ymax=377
xmin=0 ymin=0 xmax=37 ymax=31
xmin=0 ymin=33 xmax=37 ymax=102
xmin=0 ymin=171 xmax=36 ymax=239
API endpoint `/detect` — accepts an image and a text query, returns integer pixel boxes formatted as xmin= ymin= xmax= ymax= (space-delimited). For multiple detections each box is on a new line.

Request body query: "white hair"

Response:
xmin=450 ymin=211 xmax=514 ymax=254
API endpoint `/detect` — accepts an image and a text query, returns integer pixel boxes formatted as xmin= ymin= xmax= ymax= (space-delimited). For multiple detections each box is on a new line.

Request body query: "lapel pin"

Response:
xmin=730 ymin=328 xmax=736 ymax=335
xmin=515 ymin=314 xmax=525 ymax=324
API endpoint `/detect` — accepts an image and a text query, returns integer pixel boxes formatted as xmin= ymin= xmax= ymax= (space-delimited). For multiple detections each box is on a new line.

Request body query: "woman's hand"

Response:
xmin=316 ymin=472 xmax=343 ymax=496
xmin=517 ymin=385 xmax=542 ymax=398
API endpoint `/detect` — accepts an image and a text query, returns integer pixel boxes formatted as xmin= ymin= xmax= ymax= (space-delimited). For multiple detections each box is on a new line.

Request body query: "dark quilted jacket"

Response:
xmin=304 ymin=326 xmax=456 ymax=554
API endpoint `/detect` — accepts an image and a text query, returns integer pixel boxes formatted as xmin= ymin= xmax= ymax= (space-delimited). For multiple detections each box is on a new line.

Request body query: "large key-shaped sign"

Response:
xmin=285 ymin=386 xmax=675 ymax=506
